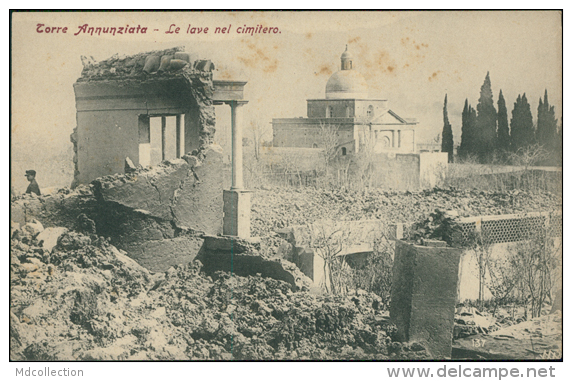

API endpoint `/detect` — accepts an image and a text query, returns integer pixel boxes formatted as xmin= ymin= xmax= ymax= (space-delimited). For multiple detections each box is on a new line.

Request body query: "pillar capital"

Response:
xmin=227 ymin=100 xmax=248 ymax=108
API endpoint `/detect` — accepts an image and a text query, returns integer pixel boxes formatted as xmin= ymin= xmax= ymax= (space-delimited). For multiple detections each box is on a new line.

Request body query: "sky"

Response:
xmin=10 ymin=11 xmax=563 ymax=191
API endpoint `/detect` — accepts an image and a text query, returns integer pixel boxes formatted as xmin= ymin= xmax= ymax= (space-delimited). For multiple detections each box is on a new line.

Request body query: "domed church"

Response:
xmin=272 ymin=46 xmax=418 ymax=155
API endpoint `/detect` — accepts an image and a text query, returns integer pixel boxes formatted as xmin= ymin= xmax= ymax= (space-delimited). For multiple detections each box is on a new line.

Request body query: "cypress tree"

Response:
xmin=468 ymin=105 xmax=478 ymax=149
xmin=459 ymin=99 xmax=473 ymax=159
xmin=496 ymin=89 xmax=510 ymax=152
xmin=556 ymin=118 xmax=563 ymax=164
xmin=441 ymin=94 xmax=454 ymax=162
xmin=476 ymin=72 xmax=497 ymax=159
xmin=511 ymin=93 xmax=535 ymax=151
xmin=459 ymin=103 xmax=478 ymax=159
xmin=536 ymin=89 xmax=557 ymax=150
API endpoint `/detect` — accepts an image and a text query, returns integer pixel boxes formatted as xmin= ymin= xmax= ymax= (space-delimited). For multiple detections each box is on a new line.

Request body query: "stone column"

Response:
xmin=161 ymin=117 xmax=166 ymax=161
xmin=390 ymin=240 xmax=462 ymax=359
xmin=230 ymin=101 xmax=247 ymax=190
xmin=223 ymin=100 xmax=251 ymax=238
xmin=176 ymin=114 xmax=182 ymax=158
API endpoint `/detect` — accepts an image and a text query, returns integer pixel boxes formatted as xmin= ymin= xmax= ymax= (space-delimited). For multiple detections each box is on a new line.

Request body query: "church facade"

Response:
xmin=272 ymin=46 xmax=418 ymax=156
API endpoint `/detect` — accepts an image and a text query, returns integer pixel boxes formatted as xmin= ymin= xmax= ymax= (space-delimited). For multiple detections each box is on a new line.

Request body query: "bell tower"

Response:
xmin=341 ymin=45 xmax=353 ymax=70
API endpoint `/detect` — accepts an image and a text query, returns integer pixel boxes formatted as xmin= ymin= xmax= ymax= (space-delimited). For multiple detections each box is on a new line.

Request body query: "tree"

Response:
xmin=555 ymin=118 xmax=563 ymax=164
xmin=441 ymin=94 xmax=454 ymax=163
xmin=309 ymin=222 xmax=353 ymax=295
xmin=318 ymin=121 xmax=340 ymax=168
xmin=496 ymin=89 xmax=510 ymax=152
xmin=510 ymin=225 xmax=560 ymax=319
xmin=247 ymin=119 xmax=270 ymax=161
xmin=510 ymin=93 xmax=535 ymax=151
xmin=458 ymin=99 xmax=477 ymax=159
xmin=509 ymin=143 xmax=548 ymax=171
xmin=536 ymin=89 xmax=558 ymax=152
xmin=466 ymin=231 xmax=494 ymax=306
xmin=351 ymin=229 xmax=394 ymax=306
xmin=352 ymin=126 xmax=376 ymax=188
xmin=475 ymin=72 xmax=497 ymax=160
xmin=486 ymin=253 xmax=520 ymax=317
xmin=279 ymin=151 xmax=304 ymax=187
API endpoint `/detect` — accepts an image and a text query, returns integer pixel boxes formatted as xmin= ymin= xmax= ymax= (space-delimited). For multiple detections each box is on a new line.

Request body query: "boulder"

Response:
xmin=10 ymin=221 xmax=20 ymax=238
xmin=125 ymin=157 xmax=137 ymax=173
xmin=143 ymin=55 xmax=160 ymax=73
xmin=168 ymin=59 xmax=188 ymax=71
xmin=174 ymin=52 xmax=190 ymax=62
xmin=23 ymin=219 xmax=44 ymax=238
xmin=158 ymin=55 xmax=173 ymax=71
xmin=36 ymin=227 xmax=68 ymax=253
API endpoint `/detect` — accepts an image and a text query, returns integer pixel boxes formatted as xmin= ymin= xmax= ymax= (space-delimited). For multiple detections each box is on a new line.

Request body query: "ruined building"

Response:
xmin=57 ymin=47 xmax=252 ymax=271
xmin=71 ymin=46 xmax=246 ymax=185
xmin=272 ymin=46 xmax=418 ymax=155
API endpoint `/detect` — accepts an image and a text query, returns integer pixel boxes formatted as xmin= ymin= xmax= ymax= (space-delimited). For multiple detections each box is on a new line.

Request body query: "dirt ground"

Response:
xmin=453 ymin=307 xmax=562 ymax=360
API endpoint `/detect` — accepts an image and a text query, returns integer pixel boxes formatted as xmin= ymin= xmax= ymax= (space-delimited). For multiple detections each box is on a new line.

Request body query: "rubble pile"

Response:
xmin=10 ymin=221 xmax=159 ymax=360
xmin=11 ymin=185 xmax=97 ymax=230
xmin=408 ymin=209 xmax=464 ymax=246
xmin=12 ymin=147 xmax=225 ymax=272
xmin=453 ymin=306 xmax=497 ymax=339
xmin=251 ymin=187 xmax=561 ymax=255
xmin=10 ymin=220 xmax=427 ymax=360
xmin=77 ymin=47 xmax=205 ymax=81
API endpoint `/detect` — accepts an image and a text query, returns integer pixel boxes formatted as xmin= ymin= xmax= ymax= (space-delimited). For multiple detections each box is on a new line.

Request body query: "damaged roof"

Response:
xmin=77 ymin=46 xmax=215 ymax=82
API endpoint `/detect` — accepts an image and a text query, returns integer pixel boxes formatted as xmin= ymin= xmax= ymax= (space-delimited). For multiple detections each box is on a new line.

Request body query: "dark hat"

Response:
xmin=25 ymin=170 xmax=36 ymax=176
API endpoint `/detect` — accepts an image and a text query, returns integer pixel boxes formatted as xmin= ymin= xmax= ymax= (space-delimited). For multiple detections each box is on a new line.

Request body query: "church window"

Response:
xmin=367 ymin=105 xmax=374 ymax=119
xmin=341 ymin=147 xmax=347 ymax=155
xmin=382 ymin=136 xmax=391 ymax=147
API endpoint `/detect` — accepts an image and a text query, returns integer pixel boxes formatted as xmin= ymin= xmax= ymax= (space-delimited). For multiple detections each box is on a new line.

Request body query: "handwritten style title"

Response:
xmin=36 ymin=23 xmax=281 ymax=36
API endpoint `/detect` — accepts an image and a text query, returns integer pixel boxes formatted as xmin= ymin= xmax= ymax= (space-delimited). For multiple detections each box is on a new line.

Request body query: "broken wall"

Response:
xmin=362 ymin=152 xmax=447 ymax=190
xmin=278 ymin=220 xmax=404 ymax=288
xmin=91 ymin=145 xmax=224 ymax=271
xmin=419 ymin=152 xmax=448 ymax=189
xmin=11 ymin=189 xmax=98 ymax=229
xmin=11 ymin=145 xmax=225 ymax=273
xmin=197 ymin=235 xmax=311 ymax=291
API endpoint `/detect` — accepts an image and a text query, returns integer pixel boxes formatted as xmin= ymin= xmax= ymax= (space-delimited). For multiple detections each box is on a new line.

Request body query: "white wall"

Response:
xmin=457 ymin=238 xmax=562 ymax=302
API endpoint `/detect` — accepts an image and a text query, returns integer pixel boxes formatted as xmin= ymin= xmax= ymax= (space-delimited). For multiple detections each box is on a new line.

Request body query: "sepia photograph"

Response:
xmin=9 ymin=10 xmax=563 ymax=367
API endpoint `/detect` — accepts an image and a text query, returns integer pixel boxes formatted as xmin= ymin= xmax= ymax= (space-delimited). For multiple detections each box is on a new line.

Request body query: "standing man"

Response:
xmin=25 ymin=170 xmax=41 ymax=195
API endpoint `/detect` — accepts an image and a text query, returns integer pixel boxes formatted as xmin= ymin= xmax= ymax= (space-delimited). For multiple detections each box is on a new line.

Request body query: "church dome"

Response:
xmin=325 ymin=68 xmax=369 ymax=99
xmin=325 ymin=46 xmax=369 ymax=99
